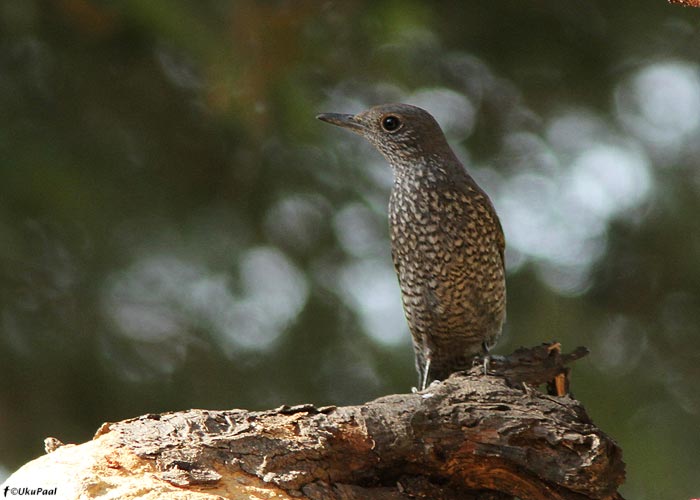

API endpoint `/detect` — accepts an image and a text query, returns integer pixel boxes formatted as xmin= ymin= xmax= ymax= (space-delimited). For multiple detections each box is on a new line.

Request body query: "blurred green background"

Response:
xmin=1 ymin=1 xmax=699 ymax=498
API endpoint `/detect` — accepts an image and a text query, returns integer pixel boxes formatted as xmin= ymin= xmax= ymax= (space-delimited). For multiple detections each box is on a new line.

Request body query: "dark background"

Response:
xmin=1 ymin=1 xmax=699 ymax=498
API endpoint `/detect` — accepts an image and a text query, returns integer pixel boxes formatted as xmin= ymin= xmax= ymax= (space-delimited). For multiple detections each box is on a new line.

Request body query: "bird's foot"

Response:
xmin=480 ymin=340 xmax=495 ymax=375
xmin=472 ymin=353 xmax=492 ymax=375
xmin=522 ymin=381 xmax=537 ymax=397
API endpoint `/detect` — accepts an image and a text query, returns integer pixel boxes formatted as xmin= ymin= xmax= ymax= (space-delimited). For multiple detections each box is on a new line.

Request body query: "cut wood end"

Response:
xmin=546 ymin=342 xmax=562 ymax=354
xmin=553 ymin=373 xmax=567 ymax=397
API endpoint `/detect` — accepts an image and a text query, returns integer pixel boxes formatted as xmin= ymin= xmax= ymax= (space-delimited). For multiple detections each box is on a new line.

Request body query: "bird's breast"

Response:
xmin=388 ymin=181 xmax=504 ymax=294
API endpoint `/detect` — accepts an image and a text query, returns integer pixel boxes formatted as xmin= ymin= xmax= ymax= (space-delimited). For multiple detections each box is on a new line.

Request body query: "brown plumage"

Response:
xmin=317 ymin=103 xmax=506 ymax=390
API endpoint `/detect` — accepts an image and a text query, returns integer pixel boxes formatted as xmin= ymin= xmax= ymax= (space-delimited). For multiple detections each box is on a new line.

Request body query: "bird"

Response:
xmin=317 ymin=103 xmax=506 ymax=390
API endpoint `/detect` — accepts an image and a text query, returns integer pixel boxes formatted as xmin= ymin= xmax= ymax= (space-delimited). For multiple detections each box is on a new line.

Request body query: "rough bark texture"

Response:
xmin=668 ymin=0 xmax=700 ymax=7
xmin=3 ymin=344 xmax=625 ymax=500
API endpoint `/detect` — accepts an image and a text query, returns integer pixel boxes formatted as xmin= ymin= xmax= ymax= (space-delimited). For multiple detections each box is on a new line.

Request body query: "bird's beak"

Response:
xmin=316 ymin=113 xmax=365 ymax=133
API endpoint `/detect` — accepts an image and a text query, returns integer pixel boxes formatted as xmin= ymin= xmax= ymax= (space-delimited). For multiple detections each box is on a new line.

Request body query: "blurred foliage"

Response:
xmin=1 ymin=1 xmax=700 ymax=498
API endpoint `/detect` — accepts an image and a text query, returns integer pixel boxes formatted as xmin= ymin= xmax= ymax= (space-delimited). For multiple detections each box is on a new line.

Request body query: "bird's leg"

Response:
xmin=420 ymin=357 xmax=431 ymax=391
xmin=481 ymin=341 xmax=491 ymax=375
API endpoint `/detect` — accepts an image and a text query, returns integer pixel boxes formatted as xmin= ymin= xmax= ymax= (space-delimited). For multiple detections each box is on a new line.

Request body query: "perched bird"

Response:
xmin=317 ymin=104 xmax=506 ymax=390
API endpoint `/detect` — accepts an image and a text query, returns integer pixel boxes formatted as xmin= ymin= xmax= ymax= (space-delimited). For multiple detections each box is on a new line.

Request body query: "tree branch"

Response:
xmin=4 ymin=343 xmax=625 ymax=500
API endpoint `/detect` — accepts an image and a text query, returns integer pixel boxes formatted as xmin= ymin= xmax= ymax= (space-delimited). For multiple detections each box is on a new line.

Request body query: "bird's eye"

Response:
xmin=381 ymin=115 xmax=401 ymax=132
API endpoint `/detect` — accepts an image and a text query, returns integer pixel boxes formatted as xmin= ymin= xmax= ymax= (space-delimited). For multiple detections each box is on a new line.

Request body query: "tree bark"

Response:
xmin=668 ymin=0 xmax=700 ymax=7
xmin=3 ymin=343 xmax=625 ymax=500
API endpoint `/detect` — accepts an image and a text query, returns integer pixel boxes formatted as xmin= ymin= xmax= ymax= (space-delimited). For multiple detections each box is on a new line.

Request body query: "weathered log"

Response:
xmin=2 ymin=343 xmax=625 ymax=499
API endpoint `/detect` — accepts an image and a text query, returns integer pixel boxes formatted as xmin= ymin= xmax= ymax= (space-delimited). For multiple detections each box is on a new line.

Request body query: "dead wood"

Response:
xmin=90 ymin=343 xmax=624 ymax=499
xmin=5 ymin=343 xmax=625 ymax=499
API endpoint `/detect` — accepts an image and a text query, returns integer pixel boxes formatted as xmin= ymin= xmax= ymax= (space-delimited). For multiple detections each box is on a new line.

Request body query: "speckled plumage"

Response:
xmin=318 ymin=104 xmax=506 ymax=390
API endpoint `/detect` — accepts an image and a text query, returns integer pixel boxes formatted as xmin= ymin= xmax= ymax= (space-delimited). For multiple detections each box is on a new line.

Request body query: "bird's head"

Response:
xmin=317 ymin=103 xmax=455 ymax=168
